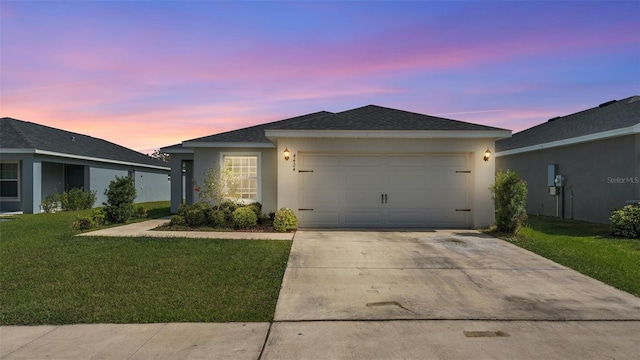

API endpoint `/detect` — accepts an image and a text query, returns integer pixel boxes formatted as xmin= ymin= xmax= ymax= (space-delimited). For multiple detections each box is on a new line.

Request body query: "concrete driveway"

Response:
xmin=274 ymin=230 xmax=640 ymax=321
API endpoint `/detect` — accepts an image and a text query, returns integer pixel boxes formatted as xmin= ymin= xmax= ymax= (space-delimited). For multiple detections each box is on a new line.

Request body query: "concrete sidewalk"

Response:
xmin=76 ymin=219 xmax=294 ymax=240
xmin=3 ymin=321 xmax=640 ymax=359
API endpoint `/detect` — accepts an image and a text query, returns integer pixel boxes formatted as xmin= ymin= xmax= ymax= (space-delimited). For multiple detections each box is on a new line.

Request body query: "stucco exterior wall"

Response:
xmin=496 ymin=134 xmax=639 ymax=223
xmin=191 ymin=147 xmax=278 ymax=213
xmin=274 ymin=137 xmax=497 ymax=229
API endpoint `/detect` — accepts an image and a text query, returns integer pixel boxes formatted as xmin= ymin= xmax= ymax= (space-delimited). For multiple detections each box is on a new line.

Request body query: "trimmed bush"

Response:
xmin=232 ymin=207 xmax=258 ymax=228
xmin=273 ymin=208 xmax=298 ymax=232
xmin=610 ymin=204 xmax=640 ymax=239
xmin=207 ymin=210 xmax=226 ymax=228
xmin=62 ymin=188 xmax=96 ymax=211
xmin=41 ymin=192 xmax=61 ymax=213
xmin=185 ymin=209 xmax=207 ymax=227
xmin=489 ymin=170 xmax=528 ymax=234
xmin=71 ymin=215 xmax=94 ymax=230
xmin=133 ymin=205 xmax=148 ymax=219
xmin=91 ymin=208 xmax=106 ymax=226
xmin=169 ymin=215 xmax=186 ymax=227
xmin=103 ymin=176 xmax=137 ymax=223
xmin=247 ymin=202 xmax=262 ymax=217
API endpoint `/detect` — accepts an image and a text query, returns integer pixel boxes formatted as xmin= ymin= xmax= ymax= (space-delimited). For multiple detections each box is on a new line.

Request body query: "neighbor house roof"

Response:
xmin=497 ymin=96 xmax=640 ymax=154
xmin=178 ymin=105 xmax=508 ymax=148
xmin=0 ymin=117 xmax=169 ymax=169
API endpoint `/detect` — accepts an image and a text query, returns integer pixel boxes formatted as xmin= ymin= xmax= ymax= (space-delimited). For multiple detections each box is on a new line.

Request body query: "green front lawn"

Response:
xmin=500 ymin=216 xmax=640 ymax=297
xmin=0 ymin=202 xmax=292 ymax=325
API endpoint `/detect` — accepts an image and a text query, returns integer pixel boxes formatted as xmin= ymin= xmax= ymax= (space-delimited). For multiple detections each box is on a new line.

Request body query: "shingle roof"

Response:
xmin=273 ymin=105 xmax=507 ymax=131
xmin=0 ymin=117 xmax=169 ymax=168
xmin=182 ymin=105 xmax=506 ymax=145
xmin=183 ymin=111 xmax=333 ymax=144
xmin=497 ymin=96 xmax=640 ymax=152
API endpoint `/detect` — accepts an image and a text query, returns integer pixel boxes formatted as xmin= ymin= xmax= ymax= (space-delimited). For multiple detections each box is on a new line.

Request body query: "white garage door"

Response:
xmin=298 ymin=153 xmax=472 ymax=228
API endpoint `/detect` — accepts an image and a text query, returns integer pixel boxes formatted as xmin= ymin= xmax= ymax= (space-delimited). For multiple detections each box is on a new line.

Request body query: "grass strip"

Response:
xmin=0 ymin=202 xmax=292 ymax=325
xmin=497 ymin=216 xmax=640 ymax=297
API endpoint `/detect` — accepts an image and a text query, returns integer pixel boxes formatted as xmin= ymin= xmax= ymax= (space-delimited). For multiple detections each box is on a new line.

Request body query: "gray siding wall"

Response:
xmin=41 ymin=162 xmax=64 ymax=198
xmin=90 ymin=167 xmax=129 ymax=206
xmin=496 ymin=135 xmax=639 ymax=223
xmin=132 ymin=170 xmax=171 ymax=203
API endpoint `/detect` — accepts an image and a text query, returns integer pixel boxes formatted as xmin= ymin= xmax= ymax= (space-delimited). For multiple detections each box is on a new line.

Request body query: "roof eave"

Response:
xmin=182 ymin=141 xmax=275 ymax=148
xmin=265 ymin=129 xmax=512 ymax=139
xmin=0 ymin=148 xmax=170 ymax=171
xmin=496 ymin=124 xmax=640 ymax=157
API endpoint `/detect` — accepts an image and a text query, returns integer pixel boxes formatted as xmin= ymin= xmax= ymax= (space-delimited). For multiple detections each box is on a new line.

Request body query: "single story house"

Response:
xmin=496 ymin=96 xmax=640 ymax=223
xmin=162 ymin=105 xmax=511 ymax=229
xmin=0 ymin=117 xmax=170 ymax=213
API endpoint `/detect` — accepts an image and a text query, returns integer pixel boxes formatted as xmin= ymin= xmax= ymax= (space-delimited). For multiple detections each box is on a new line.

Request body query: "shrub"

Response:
xmin=71 ymin=215 xmax=94 ymax=231
xmin=207 ymin=209 xmax=226 ymax=228
xmin=185 ymin=209 xmax=207 ymax=227
xmin=610 ymin=205 xmax=640 ymax=239
xmin=91 ymin=208 xmax=106 ymax=226
xmin=41 ymin=192 xmax=61 ymax=213
xmin=273 ymin=208 xmax=298 ymax=232
xmin=232 ymin=207 xmax=258 ymax=228
xmin=489 ymin=170 xmax=528 ymax=234
xmin=220 ymin=200 xmax=240 ymax=223
xmin=133 ymin=205 xmax=148 ymax=219
xmin=103 ymin=176 xmax=137 ymax=223
xmin=169 ymin=215 xmax=186 ymax=227
xmin=247 ymin=202 xmax=262 ymax=217
xmin=61 ymin=188 xmax=96 ymax=211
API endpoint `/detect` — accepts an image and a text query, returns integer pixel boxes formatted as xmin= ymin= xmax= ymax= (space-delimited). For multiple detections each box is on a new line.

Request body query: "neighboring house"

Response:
xmin=0 ymin=117 xmax=170 ymax=214
xmin=162 ymin=105 xmax=511 ymax=229
xmin=496 ymin=96 xmax=640 ymax=224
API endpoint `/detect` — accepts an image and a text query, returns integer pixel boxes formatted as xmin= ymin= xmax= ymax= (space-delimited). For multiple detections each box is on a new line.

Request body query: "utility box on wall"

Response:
xmin=547 ymin=164 xmax=558 ymax=187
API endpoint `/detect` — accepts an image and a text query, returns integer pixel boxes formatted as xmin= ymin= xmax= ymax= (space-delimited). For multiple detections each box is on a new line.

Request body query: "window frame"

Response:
xmin=0 ymin=161 xmax=20 ymax=201
xmin=219 ymin=152 xmax=261 ymax=204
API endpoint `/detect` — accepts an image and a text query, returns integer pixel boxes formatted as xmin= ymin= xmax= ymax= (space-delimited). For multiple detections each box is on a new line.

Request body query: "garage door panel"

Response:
xmin=387 ymin=156 xmax=425 ymax=167
xmin=425 ymin=191 xmax=469 ymax=208
xmin=345 ymin=191 xmax=383 ymax=206
xmin=387 ymin=191 xmax=428 ymax=205
xmin=300 ymin=192 xmax=343 ymax=207
xmin=387 ymin=173 xmax=426 ymax=189
xmin=299 ymin=211 xmax=340 ymax=226
xmin=345 ymin=155 xmax=383 ymax=167
xmin=303 ymin=155 xmax=340 ymax=167
xmin=345 ymin=173 xmax=384 ymax=188
xmin=387 ymin=212 xmax=427 ymax=225
xmin=344 ymin=211 xmax=383 ymax=225
xmin=428 ymin=155 xmax=468 ymax=167
xmin=301 ymin=172 xmax=343 ymax=189
xmin=299 ymin=153 xmax=471 ymax=228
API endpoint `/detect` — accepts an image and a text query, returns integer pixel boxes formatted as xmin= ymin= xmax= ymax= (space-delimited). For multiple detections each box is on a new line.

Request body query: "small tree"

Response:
xmin=489 ymin=170 xmax=528 ymax=234
xmin=195 ymin=165 xmax=239 ymax=209
xmin=103 ymin=175 xmax=137 ymax=223
xmin=149 ymin=149 xmax=170 ymax=163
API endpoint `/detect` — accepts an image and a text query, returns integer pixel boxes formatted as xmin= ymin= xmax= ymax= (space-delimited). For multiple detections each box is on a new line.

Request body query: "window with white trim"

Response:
xmin=223 ymin=155 xmax=258 ymax=202
xmin=0 ymin=162 xmax=20 ymax=200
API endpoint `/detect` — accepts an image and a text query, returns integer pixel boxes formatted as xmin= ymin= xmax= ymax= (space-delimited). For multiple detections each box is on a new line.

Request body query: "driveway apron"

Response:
xmin=274 ymin=230 xmax=640 ymax=321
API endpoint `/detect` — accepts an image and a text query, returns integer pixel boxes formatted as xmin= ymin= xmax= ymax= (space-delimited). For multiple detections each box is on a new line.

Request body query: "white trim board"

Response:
xmin=0 ymin=149 xmax=170 ymax=171
xmin=265 ymin=129 xmax=511 ymax=139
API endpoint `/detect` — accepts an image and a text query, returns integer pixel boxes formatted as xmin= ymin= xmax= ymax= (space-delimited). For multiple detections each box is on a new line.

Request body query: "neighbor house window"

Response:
xmin=0 ymin=162 xmax=20 ymax=200
xmin=223 ymin=154 xmax=259 ymax=202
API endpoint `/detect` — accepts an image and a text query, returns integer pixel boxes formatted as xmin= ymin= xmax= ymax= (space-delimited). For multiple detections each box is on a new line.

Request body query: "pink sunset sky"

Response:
xmin=1 ymin=1 xmax=638 ymax=154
